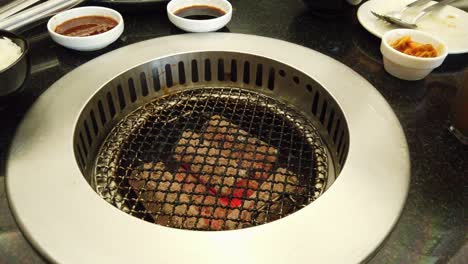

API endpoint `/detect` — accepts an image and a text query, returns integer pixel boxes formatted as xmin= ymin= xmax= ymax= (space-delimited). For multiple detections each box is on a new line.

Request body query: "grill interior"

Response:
xmin=74 ymin=51 xmax=350 ymax=231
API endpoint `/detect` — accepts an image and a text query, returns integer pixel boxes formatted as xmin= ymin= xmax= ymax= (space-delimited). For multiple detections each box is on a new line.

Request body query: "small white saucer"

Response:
xmin=167 ymin=0 xmax=232 ymax=33
xmin=47 ymin=6 xmax=124 ymax=51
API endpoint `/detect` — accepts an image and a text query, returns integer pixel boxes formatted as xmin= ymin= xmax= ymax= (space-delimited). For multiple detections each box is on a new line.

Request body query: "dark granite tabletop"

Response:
xmin=0 ymin=0 xmax=467 ymax=263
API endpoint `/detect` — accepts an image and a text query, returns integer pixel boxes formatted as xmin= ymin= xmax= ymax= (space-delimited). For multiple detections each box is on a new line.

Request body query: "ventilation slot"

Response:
xmin=90 ymin=110 xmax=99 ymax=135
xmin=97 ymin=100 xmax=107 ymax=125
xmin=339 ymin=143 xmax=347 ymax=166
xmin=279 ymin=69 xmax=285 ymax=77
xmin=312 ymin=91 xmax=320 ymax=115
xmin=267 ymin=67 xmax=275 ymax=90
xmin=306 ymin=84 xmax=312 ymax=93
xmin=106 ymin=92 xmax=116 ymax=118
xmin=243 ymin=61 xmax=250 ymax=84
xmin=337 ymin=131 xmax=345 ymax=157
xmin=218 ymin=59 xmax=224 ymax=81
xmin=128 ymin=78 xmax=137 ymax=103
xmin=293 ymin=76 xmax=300 ymax=84
xmin=76 ymin=145 xmax=85 ymax=169
xmin=204 ymin=59 xmax=212 ymax=81
xmin=230 ymin=59 xmax=237 ymax=82
xmin=117 ymin=85 xmax=126 ymax=110
xmin=79 ymin=132 xmax=88 ymax=157
xmin=333 ymin=119 xmax=341 ymax=143
xmin=178 ymin=62 xmax=186 ymax=85
xmin=319 ymin=101 xmax=328 ymax=124
xmin=165 ymin=64 xmax=173 ymax=87
xmin=327 ymin=109 xmax=335 ymax=134
xmin=191 ymin=60 xmax=199 ymax=82
xmin=152 ymin=67 xmax=161 ymax=91
xmin=83 ymin=120 xmax=93 ymax=146
xmin=255 ymin=64 xmax=263 ymax=86
xmin=140 ymin=72 xmax=149 ymax=96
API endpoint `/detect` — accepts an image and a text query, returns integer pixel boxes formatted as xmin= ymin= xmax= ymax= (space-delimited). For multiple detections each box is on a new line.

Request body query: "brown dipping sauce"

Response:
xmin=55 ymin=16 xmax=118 ymax=37
xmin=174 ymin=5 xmax=226 ymax=20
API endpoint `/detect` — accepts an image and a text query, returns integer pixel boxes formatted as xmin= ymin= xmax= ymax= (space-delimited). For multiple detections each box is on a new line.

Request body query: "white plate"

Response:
xmin=357 ymin=0 xmax=468 ymax=54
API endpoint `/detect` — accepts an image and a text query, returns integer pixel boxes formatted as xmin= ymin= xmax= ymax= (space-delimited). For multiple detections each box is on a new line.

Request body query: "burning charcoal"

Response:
xmin=264 ymin=167 xmax=299 ymax=194
xmin=131 ymin=162 xmax=173 ymax=189
xmin=173 ymin=114 xmax=279 ymax=196
xmin=129 ymin=163 xmax=209 ymax=228
xmin=173 ymin=131 xmax=201 ymax=163
xmin=129 ymin=162 xmax=173 ymax=214
xmin=205 ymin=115 xmax=277 ymax=153
xmin=204 ymin=115 xmax=278 ymax=177
xmin=198 ymin=202 xmax=241 ymax=230
xmin=183 ymin=217 xmax=198 ymax=229
xmin=173 ymin=130 xmax=248 ymax=196
xmin=239 ymin=167 xmax=300 ymax=223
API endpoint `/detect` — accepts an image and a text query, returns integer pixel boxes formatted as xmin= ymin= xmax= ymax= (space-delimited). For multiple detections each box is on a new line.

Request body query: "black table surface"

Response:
xmin=0 ymin=0 xmax=467 ymax=263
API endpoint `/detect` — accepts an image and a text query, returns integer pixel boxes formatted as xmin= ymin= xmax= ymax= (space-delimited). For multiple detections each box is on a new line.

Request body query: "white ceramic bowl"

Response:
xmin=167 ymin=0 xmax=232 ymax=33
xmin=47 ymin=6 xmax=124 ymax=51
xmin=381 ymin=29 xmax=448 ymax=81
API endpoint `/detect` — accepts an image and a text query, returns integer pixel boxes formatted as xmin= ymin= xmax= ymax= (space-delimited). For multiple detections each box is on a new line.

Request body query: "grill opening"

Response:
xmin=178 ymin=62 xmax=186 ymax=85
xmin=230 ymin=59 xmax=237 ymax=82
xmin=90 ymin=110 xmax=99 ymax=135
xmin=73 ymin=51 xmax=350 ymax=232
xmin=267 ymin=67 xmax=275 ymax=90
xmin=218 ymin=59 xmax=224 ymax=81
xmin=140 ymin=72 xmax=149 ymax=96
xmin=117 ymin=85 xmax=126 ymax=110
xmin=204 ymin=59 xmax=212 ymax=81
xmin=243 ymin=61 xmax=250 ymax=84
xmin=165 ymin=64 xmax=173 ymax=87
xmin=128 ymin=78 xmax=137 ymax=103
xmin=255 ymin=64 xmax=262 ymax=86
xmin=106 ymin=92 xmax=116 ymax=118
xmin=192 ymin=60 xmax=199 ymax=82
xmin=152 ymin=67 xmax=161 ymax=91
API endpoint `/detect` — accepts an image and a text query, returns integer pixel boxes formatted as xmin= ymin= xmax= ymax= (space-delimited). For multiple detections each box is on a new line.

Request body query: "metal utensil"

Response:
xmin=407 ymin=0 xmax=434 ymax=7
xmin=385 ymin=0 xmax=432 ymax=20
xmin=0 ymin=0 xmax=85 ymax=32
xmin=0 ymin=0 xmax=40 ymax=21
xmin=372 ymin=0 xmax=460 ymax=28
xmin=370 ymin=0 xmax=433 ymax=28
xmin=371 ymin=10 xmax=418 ymax=28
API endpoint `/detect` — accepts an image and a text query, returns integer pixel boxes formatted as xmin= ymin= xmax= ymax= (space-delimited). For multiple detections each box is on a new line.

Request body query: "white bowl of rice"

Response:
xmin=0 ymin=30 xmax=29 ymax=97
xmin=0 ymin=37 xmax=22 ymax=70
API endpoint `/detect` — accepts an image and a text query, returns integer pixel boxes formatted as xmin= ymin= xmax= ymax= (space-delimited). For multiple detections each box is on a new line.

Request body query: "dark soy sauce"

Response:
xmin=174 ymin=5 xmax=226 ymax=20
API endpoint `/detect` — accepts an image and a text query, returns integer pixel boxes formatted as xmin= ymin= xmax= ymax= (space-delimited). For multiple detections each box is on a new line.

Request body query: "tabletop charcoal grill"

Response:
xmin=7 ymin=34 xmax=409 ymax=263
xmin=74 ymin=51 xmax=347 ymax=231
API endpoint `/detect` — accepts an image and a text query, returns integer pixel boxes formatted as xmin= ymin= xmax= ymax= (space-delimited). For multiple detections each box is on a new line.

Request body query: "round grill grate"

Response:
xmin=94 ymin=87 xmax=328 ymax=230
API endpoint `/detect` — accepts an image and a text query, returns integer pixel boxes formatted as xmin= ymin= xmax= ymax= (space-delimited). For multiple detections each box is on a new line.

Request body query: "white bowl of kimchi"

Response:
xmin=381 ymin=29 xmax=448 ymax=81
